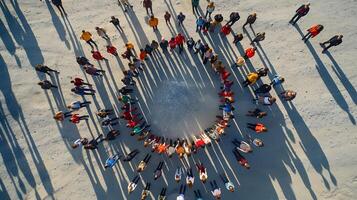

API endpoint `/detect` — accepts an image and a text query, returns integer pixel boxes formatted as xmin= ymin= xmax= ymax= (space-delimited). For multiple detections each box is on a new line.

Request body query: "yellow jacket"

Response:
xmin=247 ymin=72 xmax=259 ymax=84
xmin=148 ymin=18 xmax=158 ymax=27
xmin=80 ymin=32 xmax=92 ymax=41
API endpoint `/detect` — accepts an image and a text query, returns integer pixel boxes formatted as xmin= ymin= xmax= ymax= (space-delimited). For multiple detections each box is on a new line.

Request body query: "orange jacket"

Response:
xmin=80 ymin=32 xmax=92 ymax=42
xmin=245 ymin=48 xmax=255 ymax=58
xmin=255 ymin=123 xmax=266 ymax=133
xmin=308 ymin=25 xmax=321 ymax=37
xmin=149 ymin=18 xmax=159 ymax=27
xmin=139 ymin=51 xmax=147 ymax=60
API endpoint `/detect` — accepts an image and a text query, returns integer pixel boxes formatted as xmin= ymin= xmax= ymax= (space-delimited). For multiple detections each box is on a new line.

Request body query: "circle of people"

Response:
xmin=36 ymin=1 xmax=344 ymax=199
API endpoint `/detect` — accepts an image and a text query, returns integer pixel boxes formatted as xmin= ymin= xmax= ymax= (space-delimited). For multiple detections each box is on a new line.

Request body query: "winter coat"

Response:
xmin=80 ymin=32 xmax=92 ymax=42
xmin=143 ymin=0 xmax=152 ymax=8
xmin=192 ymin=0 xmax=200 ymax=7
xmin=148 ymin=17 xmax=159 ymax=27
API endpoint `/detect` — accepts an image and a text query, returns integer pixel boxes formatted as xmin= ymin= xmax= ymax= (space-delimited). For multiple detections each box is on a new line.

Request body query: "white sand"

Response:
xmin=1 ymin=0 xmax=357 ymax=199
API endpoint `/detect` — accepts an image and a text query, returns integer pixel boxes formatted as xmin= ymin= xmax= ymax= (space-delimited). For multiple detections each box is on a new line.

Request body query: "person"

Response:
xmin=71 ymin=77 xmax=91 ymax=87
xmin=254 ymin=84 xmax=271 ymax=94
xmin=95 ymin=27 xmax=109 ymax=40
xmin=80 ymin=30 xmax=97 ymax=49
xmin=212 ymin=14 xmax=223 ymax=32
xmin=101 ymin=117 xmax=119 ymax=127
xmin=280 ymin=90 xmax=297 ymax=101
xmin=175 ymin=33 xmax=185 ymax=53
xmin=118 ymin=94 xmax=136 ymax=104
xmin=167 ymin=140 xmax=176 ymax=158
xmin=289 ymin=3 xmax=310 ymax=25
xmin=91 ymin=50 xmax=106 ymax=61
xmin=210 ymin=180 xmax=221 ymax=199
xmin=141 ymin=182 xmax=151 ymax=200
xmin=119 ymin=0 xmax=133 ymax=12
xmin=137 ymin=153 xmax=151 ymax=172
xmin=83 ymin=65 xmax=105 ymax=76
xmin=302 ymin=24 xmax=324 ymax=43
xmin=96 ymin=108 xmax=114 ymax=118
xmin=270 ymin=75 xmax=285 ymax=87
xmin=192 ymin=0 xmax=200 ymax=15
xmin=35 ymin=64 xmax=59 ymax=76
xmin=104 ymin=130 xmax=120 ymax=140
xmin=154 ymin=161 xmax=164 ymax=180
xmin=118 ymin=86 xmax=134 ymax=95
xmin=186 ymin=168 xmax=194 ymax=188
xmin=69 ymin=113 xmax=89 ymax=124
xmin=76 ymin=56 xmax=91 ymax=66
xmin=242 ymin=71 xmax=260 ymax=87
xmin=320 ymin=35 xmax=343 ymax=53
xmin=177 ymin=184 xmax=186 ymax=200
xmin=107 ymin=45 xmax=118 ymax=56
xmin=194 ymin=189 xmax=203 ymax=200
xmin=169 ymin=37 xmax=177 ymax=51
xmin=205 ymin=2 xmax=215 ymax=19
xmin=177 ymin=12 xmax=186 ymax=26
xmin=67 ymin=100 xmax=91 ymax=111
xmin=84 ymin=134 xmax=104 ymax=150
xmin=186 ymin=37 xmax=195 ymax=49
xmin=193 ymin=39 xmax=203 ymax=54
xmin=244 ymin=47 xmax=257 ymax=59
xmin=71 ymin=86 xmax=96 ymax=95
xmin=254 ymin=95 xmax=276 ymax=106
xmin=143 ymin=0 xmax=153 ymax=15
xmin=128 ymin=176 xmax=140 ymax=194
xmin=245 ymin=133 xmax=264 ymax=147
xmin=202 ymin=18 xmax=211 ymax=33
xmin=151 ymin=40 xmax=159 ymax=51
xmin=247 ymin=123 xmax=267 ymax=133
xmin=144 ymin=44 xmax=154 ymax=55
xmin=158 ymin=187 xmax=166 ymax=200
xmin=158 ymin=38 xmax=168 ymax=53
xmin=38 ymin=80 xmax=57 ymax=90
xmin=246 ymin=108 xmax=267 ymax=118
xmin=110 ymin=16 xmax=123 ymax=31
xmin=196 ymin=16 xmax=205 ymax=32
xmin=226 ymin=12 xmax=240 ymax=27
xmin=251 ymin=32 xmax=265 ymax=44
xmin=220 ymin=24 xmax=231 ymax=36
xmin=243 ymin=13 xmax=257 ymax=28
xmin=71 ymin=138 xmax=88 ymax=149
xmin=53 ymin=111 xmax=72 ymax=121
xmin=51 ymin=0 xmax=66 ymax=15
xmin=220 ymin=174 xmax=235 ymax=192
xmin=232 ymin=139 xmax=252 ymax=153
xmin=233 ymin=149 xmax=250 ymax=169
xmin=104 ymin=153 xmax=121 ymax=168
xmin=257 ymin=67 xmax=269 ymax=77
xmin=164 ymin=11 xmax=171 ymax=25
xmin=148 ymin=15 xmax=159 ymax=31
xmin=203 ymin=48 xmax=213 ymax=64
xmin=123 ymin=149 xmax=140 ymax=161
xmin=196 ymin=163 xmax=207 ymax=183
xmin=233 ymin=33 xmax=243 ymax=44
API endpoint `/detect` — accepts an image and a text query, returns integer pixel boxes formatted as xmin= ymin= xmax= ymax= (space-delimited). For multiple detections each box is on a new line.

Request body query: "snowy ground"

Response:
xmin=1 ymin=0 xmax=357 ymax=199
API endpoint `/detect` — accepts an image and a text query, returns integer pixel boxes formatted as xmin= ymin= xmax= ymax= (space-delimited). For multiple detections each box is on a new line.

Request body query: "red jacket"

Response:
xmin=169 ymin=39 xmax=176 ymax=49
xmin=73 ymin=78 xmax=84 ymax=87
xmin=308 ymin=25 xmax=322 ymax=37
xmin=92 ymin=51 xmax=104 ymax=60
xmin=107 ymin=46 xmax=117 ymax=55
xmin=70 ymin=114 xmax=80 ymax=124
xmin=175 ymin=35 xmax=185 ymax=45
xmin=245 ymin=48 xmax=255 ymax=58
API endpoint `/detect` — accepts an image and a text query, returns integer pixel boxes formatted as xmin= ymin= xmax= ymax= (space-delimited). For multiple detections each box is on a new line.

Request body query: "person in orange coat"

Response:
xmin=139 ymin=49 xmax=148 ymax=61
xmin=247 ymin=123 xmax=267 ymax=133
xmin=302 ymin=24 xmax=324 ymax=43
xmin=106 ymin=45 xmax=118 ymax=56
xmin=148 ymin=15 xmax=159 ymax=31
xmin=91 ymin=51 xmax=106 ymax=61
xmin=243 ymin=47 xmax=257 ymax=59
xmin=70 ymin=114 xmax=89 ymax=124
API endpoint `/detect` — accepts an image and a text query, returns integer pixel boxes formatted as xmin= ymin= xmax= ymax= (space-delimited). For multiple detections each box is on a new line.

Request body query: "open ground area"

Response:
xmin=1 ymin=0 xmax=357 ymax=199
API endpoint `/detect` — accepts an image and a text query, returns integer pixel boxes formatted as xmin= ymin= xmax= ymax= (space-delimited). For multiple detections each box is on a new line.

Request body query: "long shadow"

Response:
xmin=294 ymin=25 xmax=355 ymax=124
xmin=325 ymin=51 xmax=357 ymax=105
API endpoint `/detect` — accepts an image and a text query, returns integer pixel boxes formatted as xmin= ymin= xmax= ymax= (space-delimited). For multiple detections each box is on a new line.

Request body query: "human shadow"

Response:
xmin=294 ymin=25 xmax=355 ymax=124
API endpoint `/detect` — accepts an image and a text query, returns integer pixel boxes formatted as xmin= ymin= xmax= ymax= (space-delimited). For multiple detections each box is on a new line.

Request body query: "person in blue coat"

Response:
xmin=196 ymin=16 xmax=205 ymax=32
xmin=104 ymin=153 xmax=121 ymax=168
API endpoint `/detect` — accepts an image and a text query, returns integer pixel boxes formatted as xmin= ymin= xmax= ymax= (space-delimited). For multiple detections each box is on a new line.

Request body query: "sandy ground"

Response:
xmin=1 ymin=0 xmax=357 ymax=199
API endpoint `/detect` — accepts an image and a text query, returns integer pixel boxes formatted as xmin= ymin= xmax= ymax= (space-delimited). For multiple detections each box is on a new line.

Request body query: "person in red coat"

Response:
xmin=302 ymin=24 xmax=324 ymax=43
xmin=106 ymin=45 xmax=118 ymax=56
xmin=91 ymin=51 xmax=106 ymax=61
xmin=169 ymin=37 xmax=176 ymax=51
xmin=243 ymin=47 xmax=256 ymax=59
xmin=289 ymin=3 xmax=310 ymax=25
xmin=220 ymin=25 xmax=231 ymax=36
xmin=71 ymin=77 xmax=92 ymax=87
xmin=70 ymin=114 xmax=89 ymax=124
xmin=175 ymin=33 xmax=185 ymax=53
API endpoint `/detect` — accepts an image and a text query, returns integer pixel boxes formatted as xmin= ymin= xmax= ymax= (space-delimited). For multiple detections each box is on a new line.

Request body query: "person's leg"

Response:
xmin=302 ymin=32 xmax=309 ymax=40
xmin=322 ymin=44 xmax=333 ymax=52
xmin=90 ymin=39 xmax=98 ymax=48
xmin=304 ymin=33 xmax=312 ymax=42
xmin=86 ymin=40 xmax=93 ymax=48
xmin=205 ymin=10 xmax=208 ymax=19
xmin=146 ymin=8 xmax=149 ymax=15
xmin=293 ymin=15 xmax=302 ymax=24
xmin=210 ymin=181 xmax=215 ymax=190
xmin=289 ymin=13 xmax=298 ymax=23
xmin=214 ymin=180 xmax=218 ymax=188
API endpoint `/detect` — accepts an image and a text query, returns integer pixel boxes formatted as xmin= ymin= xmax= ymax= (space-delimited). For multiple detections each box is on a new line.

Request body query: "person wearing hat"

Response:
xmin=243 ymin=13 xmax=257 ymax=28
xmin=290 ymin=3 xmax=310 ymax=25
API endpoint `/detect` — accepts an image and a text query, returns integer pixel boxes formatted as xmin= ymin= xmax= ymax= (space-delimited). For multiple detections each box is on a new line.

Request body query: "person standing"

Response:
xmin=320 ymin=35 xmax=343 ymax=53
xmin=164 ymin=11 xmax=171 ymax=25
xmin=51 ymin=0 xmax=66 ymax=15
xmin=35 ymin=64 xmax=59 ymax=76
xmin=196 ymin=16 xmax=205 ymax=32
xmin=95 ymin=27 xmax=110 ymax=40
xmin=280 ymin=90 xmax=297 ymax=101
xmin=205 ymin=2 xmax=215 ymax=19
xmin=154 ymin=161 xmax=164 ymax=180
xmin=177 ymin=12 xmax=186 ymax=26
xmin=175 ymin=33 xmax=185 ymax=54
xmin=242 ymin=71 xmax=260 ymax=87
xmin=110 ymin=16 xmax=123 ymax=32
xmin=91 ymin=50 xmax=106 ymax=61
xmin=289 ymin=3 xmax=310 ymax=25
xmin=160 ymin=37 xmax=169 ymax=52
xmin=251 ymin=32 xmax=265 ymax=44
xmin=69 ymin=113 xmax=89 ymax=124
xmin=107 ymin=45 xmax=118 ymax=56
xmin=140 ymin=182 xmax=151 ymax=200
xmin=225 ymin=12 xmax=240 ymax=27
xmin=148 ymin=15 xmax=159 ymax=31
xmin=233 ymin=33 xmax=243 ymax=44
xmin=104 ymin=153 xmax=121 ymax=168
xmin=143 ymin=0 xmax=153 ymax=16
xmin=302 ymin=24 xmax=324 ymax=43
xmin=38 ymin=80 xmax=57 ymax=90
xmin=80 ymin=30 xmax=98 ymax=49
xmin=186 ymin=37 xmax=195 ymax=49
xmin=243 ymin=13 xmax=257 ymax=28
xmin=192 ymin=0 xmax=200 ymax=15
xmin=169 ymin=37 xmax=177 ymax=51
xmin=243 ymin=47 xmax=257 ymax=59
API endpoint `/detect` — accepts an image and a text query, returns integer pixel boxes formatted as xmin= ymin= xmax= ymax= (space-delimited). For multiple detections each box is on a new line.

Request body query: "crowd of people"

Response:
xmin=35 ymin=0 xmax=344 ymax=199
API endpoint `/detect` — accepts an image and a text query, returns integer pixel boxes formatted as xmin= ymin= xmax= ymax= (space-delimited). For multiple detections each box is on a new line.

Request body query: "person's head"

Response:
xmin=91 ymin=50 xmax=94 ymax=53
xmin=199 ymin=16 xmax=203 ymax=19
xmin=95 ymin=27 xmax=99 ymax=30
xmin=254 ymin=138 xmax=264 ymax=147
xmin=150 ymin=15 xmax=154 ymax=19
xmin=258 ymin=111 xmax=267 ymax=118
xmin=70 ymin=88 xmax=75 ymax=92
xmin=37 ymin=82 xmax=43 ymax=86
xmin=179 ymin=12 xmax=183 ymax=15
xmin=339 ymin=35 xmax=343 ymax=39
xmin=208 ymin=49 xmax=213 ymax=53
xmin=228 ymin=186 xmax=234 ymax=192
xmin=71 ymin=143 xmax=79 ymax=149
xmin=262 ymin=127 xmax=268 ymax=132
xmin=209 ymin=2 xmax=214 ymax=6
xmin=244 ymin=162 xmax=250 ymax=169
xmin=280 ymin=77 xmax=285 ymax=83
xmin=82 ymin=30 xmax=85 ymax=33
xmin=83 ymin=66 xmax=88 ymax=70
xmin=270 ymin=97 xmax=277 ymax=104
xmin=261 ymin=32 xmax=266 ymax=36
xmin=178 ymin=33 xmax=182 ymax=37
xmin=171 ymin=37 xmax=175 ymax=41
xmin=318 ymin=25 xmax=324 ymax=31
xmin=306 ymin=2 xmax=310 ymax=7
xmin=111 ymin=16 xmax=115 ymax=19
xmin=253 ymin=47 xmax=257 ymax=51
